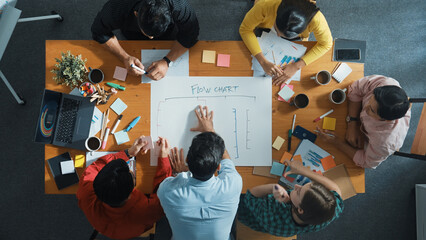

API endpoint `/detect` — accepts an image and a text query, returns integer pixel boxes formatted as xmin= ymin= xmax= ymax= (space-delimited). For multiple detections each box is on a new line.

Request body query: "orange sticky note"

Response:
xmin=292 ymin=155 xmax=303 ymax=163
xmin=320 ymin=155 xmax=336 ymax=171
xmin=280 ymin=151 xmax=293 ymax=164
xmin=217 ymin=54 xmax=230 ymax=67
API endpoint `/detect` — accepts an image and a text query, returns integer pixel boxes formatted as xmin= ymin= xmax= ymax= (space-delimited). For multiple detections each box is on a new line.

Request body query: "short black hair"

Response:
xmin=187 ymin=132 xmax=225 ymax=181
xmin=374 ymin=85 xmax=410 ymax=120
xmin=137 ymin=0 xmax=172 ymax=37
xmin=295 ymin=182 xmax=337 ymax=225
xmin=275 ymin=0 xmax=319 ymax=39
xmin=93 ymin=159 xmax=134 ymax=207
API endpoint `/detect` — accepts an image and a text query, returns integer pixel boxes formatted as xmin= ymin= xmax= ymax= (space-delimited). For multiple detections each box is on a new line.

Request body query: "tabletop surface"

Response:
xmin=44 ymin=40 xmax=365 ymax=194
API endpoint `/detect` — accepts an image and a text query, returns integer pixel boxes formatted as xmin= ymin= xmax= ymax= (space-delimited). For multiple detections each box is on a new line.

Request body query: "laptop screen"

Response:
xmin=34 ymin=89 xmax=61 ymax=143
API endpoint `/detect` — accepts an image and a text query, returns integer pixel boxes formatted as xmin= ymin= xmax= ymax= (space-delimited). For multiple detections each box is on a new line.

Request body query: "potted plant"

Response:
xmin=51 ymin=51 xmax=88 ymax=88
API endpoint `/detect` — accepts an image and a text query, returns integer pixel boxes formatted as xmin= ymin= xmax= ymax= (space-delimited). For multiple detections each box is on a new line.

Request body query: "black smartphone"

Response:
xmin=336 ymin=48 xmax=361 ymax=61
xmin=292 ymin=125 xmax=317 ymax=143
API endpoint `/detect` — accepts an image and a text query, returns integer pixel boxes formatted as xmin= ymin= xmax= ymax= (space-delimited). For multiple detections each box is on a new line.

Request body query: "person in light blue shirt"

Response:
xmin=158 ymin=105 xmax=243 ymax=240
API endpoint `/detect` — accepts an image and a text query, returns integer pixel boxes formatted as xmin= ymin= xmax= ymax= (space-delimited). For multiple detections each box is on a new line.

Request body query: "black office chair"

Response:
xmin=393 ymin=98 xmax=426 ymax=161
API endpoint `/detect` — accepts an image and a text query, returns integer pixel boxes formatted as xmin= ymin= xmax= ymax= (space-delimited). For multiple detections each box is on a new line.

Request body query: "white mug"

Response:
xmin=311 ymin=70 xmax=331 ymax=85
xmin=85 ymin=136 xmax=101 ymax=152
xmin=329 ymin=88 xmax=347 ymax=104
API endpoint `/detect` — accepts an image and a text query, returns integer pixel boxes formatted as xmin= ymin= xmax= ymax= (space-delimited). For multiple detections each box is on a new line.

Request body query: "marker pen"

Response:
xmin=102 ymin=127 xmax=110 ymax=150
xmin=126 ymin=116 xmax=141 ymax=132
xmin=131 ymin=64 xmax=146 ymax=74
xmin=111 ymin=115 xmax=123 ymax=134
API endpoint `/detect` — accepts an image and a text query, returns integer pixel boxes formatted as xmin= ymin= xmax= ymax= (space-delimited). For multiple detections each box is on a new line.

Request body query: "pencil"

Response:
xmin=332 ymin=62 xmax=341 ymax=75
xmin=100 ymin=111 xmax=106 ymax=140
xmin=272 ymin=51 xmax=276 ymax=65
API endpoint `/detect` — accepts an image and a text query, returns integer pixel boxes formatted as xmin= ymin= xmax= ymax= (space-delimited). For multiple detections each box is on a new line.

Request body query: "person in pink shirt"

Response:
xmin=317 ymin=75 xmax=411 ymax=169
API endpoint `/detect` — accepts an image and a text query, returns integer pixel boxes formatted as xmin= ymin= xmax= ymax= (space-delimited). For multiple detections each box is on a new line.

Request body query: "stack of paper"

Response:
xmin=252 ymin=30 xmax=307 ymax=81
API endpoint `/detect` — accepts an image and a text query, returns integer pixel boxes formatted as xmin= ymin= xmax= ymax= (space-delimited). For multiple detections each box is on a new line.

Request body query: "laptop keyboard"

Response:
xmin=54 ymin=98 xmax=80 ymax=143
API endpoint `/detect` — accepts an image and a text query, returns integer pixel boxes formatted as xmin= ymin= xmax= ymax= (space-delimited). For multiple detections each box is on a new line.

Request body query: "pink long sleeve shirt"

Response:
xmin=347 ymin=75 xmax=411 ymax=169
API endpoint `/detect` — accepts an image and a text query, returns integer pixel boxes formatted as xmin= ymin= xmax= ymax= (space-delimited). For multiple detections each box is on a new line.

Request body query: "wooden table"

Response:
xmin=45 ymin=40 xmax=365 ymax=194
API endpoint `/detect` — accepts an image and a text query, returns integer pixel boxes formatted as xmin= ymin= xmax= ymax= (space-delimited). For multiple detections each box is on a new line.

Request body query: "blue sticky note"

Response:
xmin=270 ymin=162 xmax=285 ymax=176
xmin=114 ymin=130 xmax=130 ymax=145
xmin=110 ymin=98 xmax=128 ymax=115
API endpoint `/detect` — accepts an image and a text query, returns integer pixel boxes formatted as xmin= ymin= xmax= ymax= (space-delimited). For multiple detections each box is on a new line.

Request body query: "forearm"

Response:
xmin=249 ymin=184 xmax=275 ymax=198
xmin=166 ymin=41 xmax=188 ymax=62
xmin=255 ymin=52 xmax=267 ymax=65
xmin=335 ymin=139 xmax=357 ymax=160
xmin=153 ymin=157 xmax=173 ymax=192
xmin=102 ymin=36 xmax=130 ymax=62
xmin=348 ymin=100 xmax=362 ymax=118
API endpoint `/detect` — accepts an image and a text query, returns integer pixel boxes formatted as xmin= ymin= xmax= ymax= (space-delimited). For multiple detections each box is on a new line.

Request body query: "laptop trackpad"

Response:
xmin=76 ymin=118 xmax=85 ymax=134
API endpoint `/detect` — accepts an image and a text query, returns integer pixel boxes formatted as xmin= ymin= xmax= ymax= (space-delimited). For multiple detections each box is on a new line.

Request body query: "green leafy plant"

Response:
xmin=51 ymin=51 xmax=88 ymax=88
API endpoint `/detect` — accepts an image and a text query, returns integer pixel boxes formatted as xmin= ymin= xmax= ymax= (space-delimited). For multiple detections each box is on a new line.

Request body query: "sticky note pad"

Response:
xmin=321 ymin=155 xmax=336 ymax=171
xmin=113 ymin=66 xmax=128 ymax=81
xmin=202 ymin=50 xmax=216 ymax=64
xmin=272 ymin=136 xmax=285 ymax=150
xmin=278 ymin=84 xmax=294 ymax=102
xmin=74 ymin=155 xmax=85 ymax=168
xmin=141 ymin=136 xmax=154 ymax=151
xmin=114 ymin=130 xmax=130 ymax=145
xmin=110 ymin=98 xmax=128 ymax=115
xmin=277 ymin=85 xmax=295 ymax=102
xmin=270 ymin=162 xmax=285 ymax=176
xmin=292 ymin=155 xmax=303 ymax=163
xmin=322 ymin=117 xmax=336 ymax=131
xmin=60 ymin=160 xmax=75 ymax=175
xmin=217 ymin=54 xmax=230 ymax=67
xmin=280 ymin=152 xmax=293 ymax=164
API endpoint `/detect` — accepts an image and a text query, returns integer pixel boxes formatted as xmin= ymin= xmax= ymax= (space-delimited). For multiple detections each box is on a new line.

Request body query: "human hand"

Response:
xmin=146 ymin=59 xmax=169 ymax=81
xmin=283 ymin=160 xmax=309 ymax=176
xmin=169 ymin=147 xmax=188 ymax=174
xmin=272 ymin=63 xmax=299 ymax=86
xmin=316 ymin=126 xmax=337 ymax=144
xmin=272 ymin=184 xmax=290 ymax=203
xmin=345 ymin=122 xmax=364 ymax=149
xmin=128 ymin=135 xmax=149 ymax=157
xmin=190 ymin=105 xmax=215 ymax=133
xmin=124 ymin=56 xmax=145 ymax=76
xmin=260 ymin=60 xmax=283 ymax=77
xmin=157 ymin=137 xmax=171 ymax=158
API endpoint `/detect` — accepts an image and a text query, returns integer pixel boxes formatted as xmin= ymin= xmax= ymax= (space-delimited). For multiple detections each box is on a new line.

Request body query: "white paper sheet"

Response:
xmin=150 ymin=76 xmax=272 ymax=166
xmin=141 ymin=49 xmax=189 ymax=83
xmin=89 ymin=107 xmax=109 ymax=137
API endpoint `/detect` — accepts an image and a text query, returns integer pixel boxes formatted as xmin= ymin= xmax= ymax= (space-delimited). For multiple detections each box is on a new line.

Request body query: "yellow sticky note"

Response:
xmin=272 ymin=136 xmax=285 ymax=150
xmin=322 ymin=117 xmax=336 ymax=131
xmin=75 ymin=155 xmax=85 ymax=168
xmin=202 ymin=50 xmax=216 ymax=64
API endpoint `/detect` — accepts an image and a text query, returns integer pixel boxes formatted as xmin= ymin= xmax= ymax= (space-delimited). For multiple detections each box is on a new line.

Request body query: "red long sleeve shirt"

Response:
xmin=77 ymin=151 xmax=172 ymax=240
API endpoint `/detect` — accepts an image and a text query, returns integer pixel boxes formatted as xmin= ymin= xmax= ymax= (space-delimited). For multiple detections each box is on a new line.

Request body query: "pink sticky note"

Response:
xmin=217 ymin=54 xmax=231 ymax=67
xmin=277 ymin=84 xmax=294 ymax=102
xmin=113 ymin=66 xmax=128 ymax=81
xmin=278 ymin=84 xmax=294 ymax=102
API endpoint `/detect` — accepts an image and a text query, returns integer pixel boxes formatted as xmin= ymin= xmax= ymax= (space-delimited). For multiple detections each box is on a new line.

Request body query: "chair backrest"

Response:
xmin=394 ymin=98 xmax=426 ymax=160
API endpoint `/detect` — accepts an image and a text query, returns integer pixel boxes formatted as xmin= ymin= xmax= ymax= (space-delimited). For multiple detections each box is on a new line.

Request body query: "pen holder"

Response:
xmin=79 ymin=82 xmax=96 ymax=97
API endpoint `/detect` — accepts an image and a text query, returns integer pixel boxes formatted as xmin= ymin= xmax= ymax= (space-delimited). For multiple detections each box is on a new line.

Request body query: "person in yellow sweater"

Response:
xmin=240 ymin=0 xmax=332 ymax=85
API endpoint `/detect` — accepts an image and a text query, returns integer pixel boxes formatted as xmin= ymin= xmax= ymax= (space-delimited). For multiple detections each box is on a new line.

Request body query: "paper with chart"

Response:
xmin=141 ymin=49 xmax=189 ymax=83
xmin=252 ymin=30 xmax=307 ymax=81
xmin=150 ymin=76 xmax=272 ymax=166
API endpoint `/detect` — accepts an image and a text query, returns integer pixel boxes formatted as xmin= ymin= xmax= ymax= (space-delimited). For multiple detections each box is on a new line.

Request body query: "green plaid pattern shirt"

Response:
xmin=237 ymin=190 xmax=344 ymax=237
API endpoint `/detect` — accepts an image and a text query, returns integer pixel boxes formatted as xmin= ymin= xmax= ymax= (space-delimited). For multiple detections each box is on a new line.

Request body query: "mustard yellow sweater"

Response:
xmin=239 ymin=0 xmax=332 ymax=65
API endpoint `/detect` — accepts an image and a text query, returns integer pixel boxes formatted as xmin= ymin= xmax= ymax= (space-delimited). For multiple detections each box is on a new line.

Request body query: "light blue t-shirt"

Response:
xmin=158 ymin=159 xmax=242 ymax=240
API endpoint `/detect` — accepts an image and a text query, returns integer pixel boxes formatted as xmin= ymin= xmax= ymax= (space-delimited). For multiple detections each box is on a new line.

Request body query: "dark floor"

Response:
xmin=0 ymin=0 xmax=425 ymax=239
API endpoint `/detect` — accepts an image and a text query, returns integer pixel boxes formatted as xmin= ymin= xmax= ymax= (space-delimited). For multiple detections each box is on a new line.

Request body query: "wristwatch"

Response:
xmin=346 ymin=115 xmax=360 ymax=123
xmin=163 ymin=56 xmax=172 ymax=67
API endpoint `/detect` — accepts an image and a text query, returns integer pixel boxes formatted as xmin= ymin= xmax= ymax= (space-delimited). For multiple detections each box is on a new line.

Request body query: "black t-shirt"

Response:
xmin=91 ymin=0 xmax=199 ymax=48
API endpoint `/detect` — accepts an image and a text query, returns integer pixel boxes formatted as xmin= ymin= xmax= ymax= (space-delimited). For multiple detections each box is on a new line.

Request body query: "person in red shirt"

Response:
xmin=77 ymin=135 xmax=172 ymax=240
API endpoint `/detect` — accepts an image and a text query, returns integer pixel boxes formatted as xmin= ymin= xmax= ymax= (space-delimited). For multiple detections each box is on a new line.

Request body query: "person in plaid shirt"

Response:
xmin=237 ymin=160 xmax=343 ymax=237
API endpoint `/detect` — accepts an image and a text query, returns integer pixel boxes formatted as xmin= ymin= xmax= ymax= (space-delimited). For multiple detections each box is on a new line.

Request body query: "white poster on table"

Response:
xmin=150 ymin=76 xmax=272 ymax=166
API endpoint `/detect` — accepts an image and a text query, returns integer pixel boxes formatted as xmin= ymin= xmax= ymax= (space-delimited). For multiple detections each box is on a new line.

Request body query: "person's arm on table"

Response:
xmin=152 ymin=137 xmax=173 ymax=192
xmin=239 ymin=3 xmax=283 ymax=77
xmin=346 ymin=99 xmax=364 ymax=148
xmin=316 ymin=127 xmax=357 ymax=167
xmin=146 ymin=41 xmax=188 ymax=80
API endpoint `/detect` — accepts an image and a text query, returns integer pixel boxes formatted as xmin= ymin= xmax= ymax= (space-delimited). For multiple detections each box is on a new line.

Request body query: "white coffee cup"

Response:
xmin=310 ymin=70 xmax=331 ymax=85
xmin=329 ymin=88 xmax=347 ymax=104
xmin=85 ymin=136 xmax=101 ymax=151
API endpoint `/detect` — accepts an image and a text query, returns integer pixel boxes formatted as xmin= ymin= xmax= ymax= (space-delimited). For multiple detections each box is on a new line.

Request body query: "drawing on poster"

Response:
xmin=150 ymin=76 xmax=271 ymax=166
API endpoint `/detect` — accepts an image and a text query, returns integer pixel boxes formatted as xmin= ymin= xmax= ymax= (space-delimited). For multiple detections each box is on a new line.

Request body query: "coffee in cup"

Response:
xmin=290 ymin=93 xmax=309 ymax=109
xmin=329 ymin=88 xmax=347 ymax=104
xmin=85 ymin=136 xmax=101 ymax=151
xmin=88 ymin=67 xmax=104 ymax=84
xmin=311 ymin=70 xmax=331 ymax=85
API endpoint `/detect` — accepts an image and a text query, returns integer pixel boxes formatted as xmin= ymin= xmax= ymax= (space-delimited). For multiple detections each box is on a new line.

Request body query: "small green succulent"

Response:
xmin=51 ymin=51 xmax=88 ymax=88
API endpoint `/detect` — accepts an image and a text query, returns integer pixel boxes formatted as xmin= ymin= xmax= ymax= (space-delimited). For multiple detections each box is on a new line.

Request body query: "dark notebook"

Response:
xmin=47 ymin=152 xmax=79 ymax=190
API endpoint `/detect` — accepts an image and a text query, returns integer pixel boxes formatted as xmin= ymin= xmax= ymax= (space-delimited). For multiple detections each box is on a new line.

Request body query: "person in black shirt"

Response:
xmin=91 ymin=0 xmax=199 ymax=80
